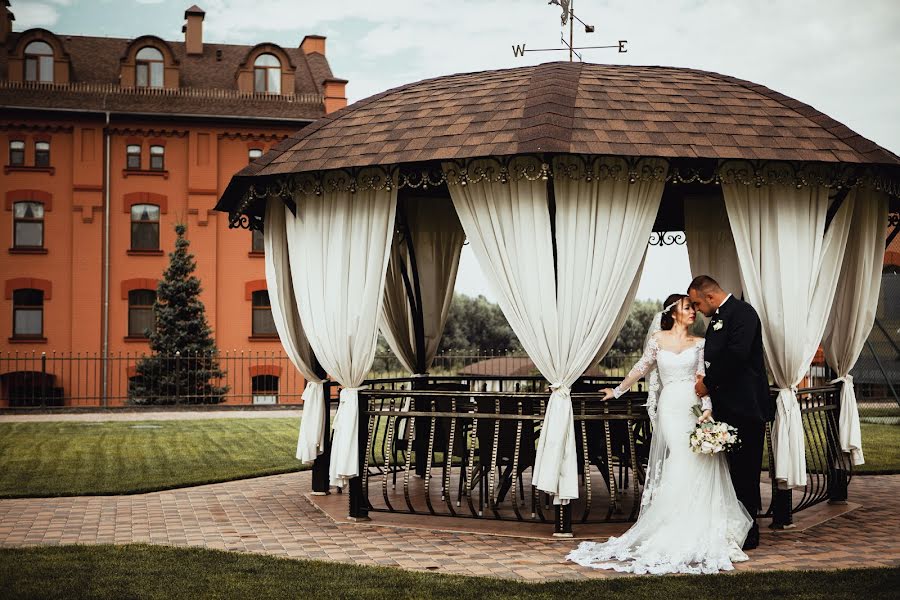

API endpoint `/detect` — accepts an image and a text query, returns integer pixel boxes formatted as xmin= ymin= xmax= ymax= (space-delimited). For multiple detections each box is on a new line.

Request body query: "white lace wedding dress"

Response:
xmin=567 ymin=336 xmax=753 ymax=575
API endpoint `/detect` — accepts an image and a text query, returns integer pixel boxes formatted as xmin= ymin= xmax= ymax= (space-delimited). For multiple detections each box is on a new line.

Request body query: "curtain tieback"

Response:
xmin=549 ymin=383 xmax=570 ymax=393
xmin=338 ymin=387 xmax=364 ymax=402
xmin=830 ymin=375 xmax=852 ymax=385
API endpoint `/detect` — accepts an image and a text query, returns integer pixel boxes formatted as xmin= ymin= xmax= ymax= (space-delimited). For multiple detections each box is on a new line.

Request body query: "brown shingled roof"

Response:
xmin=0 ymin=30 xmax=336 ymax=121
xmin=237 ymin=61 xmax=900 ymax=177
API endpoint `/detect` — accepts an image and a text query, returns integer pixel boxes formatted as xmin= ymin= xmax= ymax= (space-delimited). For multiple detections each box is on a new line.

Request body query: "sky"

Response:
xmin=13 ymin=0 xmax=900 ymax=301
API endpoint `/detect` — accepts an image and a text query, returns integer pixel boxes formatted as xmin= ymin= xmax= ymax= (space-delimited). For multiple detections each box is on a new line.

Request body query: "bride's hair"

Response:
xmin=660 ymin=293 xmax=688 ymax=330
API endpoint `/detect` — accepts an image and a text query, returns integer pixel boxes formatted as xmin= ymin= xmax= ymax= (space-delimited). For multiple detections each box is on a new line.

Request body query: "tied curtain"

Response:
xmin=443 ymin=157 xmax=666 ymax=503
xmin=263 ymin=197 xmax=326 ymax=465
xmin=285 ymin=178 xmax=398 ymax=488
xmin=823 ymin=189 xmax=889 ymax=466
xmin=722 ymin=177 xmax=853 ymax=489
xmin=380 ymin=196 xmax=466 ymax=374
xmin=684 ymin=193 xmax=744 ymax=299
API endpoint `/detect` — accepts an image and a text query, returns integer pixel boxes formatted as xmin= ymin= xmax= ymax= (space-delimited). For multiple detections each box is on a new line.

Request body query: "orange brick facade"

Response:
xmin=0 ymin=3 xmax=346 ymax=406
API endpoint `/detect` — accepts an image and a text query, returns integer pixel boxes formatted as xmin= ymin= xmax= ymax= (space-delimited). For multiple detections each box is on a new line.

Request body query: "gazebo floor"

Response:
xmin=308 ymin=470 xmax=859 ymax=539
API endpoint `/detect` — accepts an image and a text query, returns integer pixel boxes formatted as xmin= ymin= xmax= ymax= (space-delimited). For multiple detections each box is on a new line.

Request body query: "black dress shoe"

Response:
xmin=741 ymin=538 xmax=759 ymax=551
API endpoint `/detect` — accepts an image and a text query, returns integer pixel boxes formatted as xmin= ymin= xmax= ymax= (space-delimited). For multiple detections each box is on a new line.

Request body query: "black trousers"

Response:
xmin=727 ymin=419 xmax=765 ymax=521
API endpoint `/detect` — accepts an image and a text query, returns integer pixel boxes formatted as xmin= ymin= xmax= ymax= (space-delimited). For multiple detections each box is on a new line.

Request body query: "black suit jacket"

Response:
xmin=703 ymin=297 xmax=773 ymax=425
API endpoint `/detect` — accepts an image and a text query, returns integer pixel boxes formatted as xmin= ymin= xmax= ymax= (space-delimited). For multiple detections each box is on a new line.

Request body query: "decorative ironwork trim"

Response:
xmin=227 ymin=155 xmax=900 ymax=230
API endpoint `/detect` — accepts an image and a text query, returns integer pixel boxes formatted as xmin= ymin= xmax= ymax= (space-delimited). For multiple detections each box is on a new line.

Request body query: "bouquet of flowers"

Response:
xmin=689 ymin=405 xmax=741 ymax=455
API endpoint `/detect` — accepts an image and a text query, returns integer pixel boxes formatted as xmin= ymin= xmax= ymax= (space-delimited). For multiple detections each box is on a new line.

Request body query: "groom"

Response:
xmin=688 ymin=275 xmax=773 ymax=550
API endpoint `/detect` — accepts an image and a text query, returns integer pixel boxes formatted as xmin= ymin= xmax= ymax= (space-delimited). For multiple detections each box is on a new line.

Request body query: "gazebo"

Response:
xmin=215 ymin=62 xmax=900 ymax=536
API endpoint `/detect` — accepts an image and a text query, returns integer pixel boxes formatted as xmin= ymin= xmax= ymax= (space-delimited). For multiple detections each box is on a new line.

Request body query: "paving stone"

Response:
xmin=0 ymin=472 xmax=897 ymax=580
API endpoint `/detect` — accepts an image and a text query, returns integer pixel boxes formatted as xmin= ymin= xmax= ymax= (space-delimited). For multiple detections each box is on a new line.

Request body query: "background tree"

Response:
xmin=129 ymin=224 xmax=227 ymax=404
xmin=438 ymin=293 xmax=522 ymax=353
xmin=608 ymin=299 xmax=663 ymax=357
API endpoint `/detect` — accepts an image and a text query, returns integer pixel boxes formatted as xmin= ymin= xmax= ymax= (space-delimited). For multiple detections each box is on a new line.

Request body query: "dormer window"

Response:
xmin=253 ymin=54 xmax=281 ymax=94
xmin=135 ymin=47 xmax=164 ymax=88
xmin=25 ymin=41 xmax=54 ymax=83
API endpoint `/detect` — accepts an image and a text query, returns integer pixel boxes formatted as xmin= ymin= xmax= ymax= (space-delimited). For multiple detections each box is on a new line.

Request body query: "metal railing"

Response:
xmin=0 ymin=79 xmax=324 ymax=105
xmin=336 ymin=376 xmax=849 ymax=535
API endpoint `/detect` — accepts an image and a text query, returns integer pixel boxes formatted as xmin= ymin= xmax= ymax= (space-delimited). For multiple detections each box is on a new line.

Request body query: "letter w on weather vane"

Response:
xmin=514 ymin=0 xmax=627 ymax=61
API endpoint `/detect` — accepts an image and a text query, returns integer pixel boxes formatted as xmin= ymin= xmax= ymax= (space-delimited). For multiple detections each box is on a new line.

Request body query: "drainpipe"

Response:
xmin=101 ymin=111 xmax=111 ymax=407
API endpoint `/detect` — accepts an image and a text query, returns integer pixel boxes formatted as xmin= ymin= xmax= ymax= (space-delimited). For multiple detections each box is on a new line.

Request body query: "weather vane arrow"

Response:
xmin=513 ymin=0 xmax=628 ymax=61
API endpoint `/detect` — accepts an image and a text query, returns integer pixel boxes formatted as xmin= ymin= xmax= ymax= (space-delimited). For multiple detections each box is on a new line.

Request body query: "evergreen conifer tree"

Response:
xmin=129 ymin=224 xmax=227 ymax=404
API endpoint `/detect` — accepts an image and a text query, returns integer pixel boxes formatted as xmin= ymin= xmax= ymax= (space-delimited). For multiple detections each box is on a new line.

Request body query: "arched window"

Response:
xmin=130 ymin=204 xmax=160 ymax=250
xmin=128 ymin=289 xmax=156 ymax=337
xmin=13 ymin=289 xmax=44 ymax=338
xmin=253 ymin=54 xmax=281 ymax=94
xmin=25 ymin=41 xmax=54 ymax=83
xmin=251 ymin=290 xmax=276 ymax=336
xmin=135 ymin=47 xmax=164 ymax=88
xmin=13 ymin=201 xmax=44 ymax=249
xmin=251 ymin=374 xmax=279 ymax=404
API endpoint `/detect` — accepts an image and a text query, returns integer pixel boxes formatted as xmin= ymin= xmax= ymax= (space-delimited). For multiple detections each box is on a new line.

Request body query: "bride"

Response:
xmin=567 ymin=294 xmax=752 ymax=575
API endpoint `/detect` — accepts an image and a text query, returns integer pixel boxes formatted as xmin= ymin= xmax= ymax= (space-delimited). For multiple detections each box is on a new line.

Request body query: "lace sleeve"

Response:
xmin=613 ymin=335 xmax=659 ymax=398
xmin=696 ymin=340 xmax=712 ymax=411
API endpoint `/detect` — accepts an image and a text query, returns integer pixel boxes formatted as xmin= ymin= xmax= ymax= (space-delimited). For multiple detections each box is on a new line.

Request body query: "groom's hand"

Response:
xmin=694 ymin=374 xmax=708 ymax=398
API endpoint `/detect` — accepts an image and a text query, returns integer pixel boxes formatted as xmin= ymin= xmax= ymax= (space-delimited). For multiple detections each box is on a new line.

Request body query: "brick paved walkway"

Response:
xmin=0 ymin=472 xmax=897 ymax=580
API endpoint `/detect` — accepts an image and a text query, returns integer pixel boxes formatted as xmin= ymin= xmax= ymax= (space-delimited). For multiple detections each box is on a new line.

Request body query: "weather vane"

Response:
xmin=513 ymin=0 xmax=627 ymax=61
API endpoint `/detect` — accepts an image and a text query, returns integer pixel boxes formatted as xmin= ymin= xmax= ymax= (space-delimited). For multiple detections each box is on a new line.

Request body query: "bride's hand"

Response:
xmin=697 ymin=409 xmax=713 ymax=424
xmin=601 ymin=388 xmax=615 ymax=401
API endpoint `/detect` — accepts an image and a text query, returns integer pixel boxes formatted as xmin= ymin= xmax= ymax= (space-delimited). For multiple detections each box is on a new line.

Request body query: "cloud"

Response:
xmin=10 ymin=2 xmax=60 ymax=28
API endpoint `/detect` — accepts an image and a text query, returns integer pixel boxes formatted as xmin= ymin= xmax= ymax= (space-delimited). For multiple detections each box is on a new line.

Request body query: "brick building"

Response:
xmin=0 ymin=2 xmax=346 ymax=406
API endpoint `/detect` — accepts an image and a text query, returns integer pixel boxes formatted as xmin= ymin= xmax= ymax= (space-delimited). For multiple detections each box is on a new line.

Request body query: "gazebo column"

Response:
xmin=554 ymin=504 xmax=573 ymax=537
xmin=348 ymin=392 xmax=371 ymax=521
xmin=310 ymin=375 xmax=333 ymax=495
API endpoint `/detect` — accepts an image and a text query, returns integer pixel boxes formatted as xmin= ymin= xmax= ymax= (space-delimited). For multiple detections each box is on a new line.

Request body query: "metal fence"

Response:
xmin=0 ymin=350 xmax=307 ymax=407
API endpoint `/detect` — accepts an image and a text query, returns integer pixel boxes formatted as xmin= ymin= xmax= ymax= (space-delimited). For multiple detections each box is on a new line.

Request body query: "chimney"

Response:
xmin=1 ymin=1 xmax=13 ymax=45
xmin=300 ymin=35 xmax=326 ymax=56
xmin=183 ymin=5 xmax=205 ymax=55
xmin=322 ymin=77 xmax=348 ymax=114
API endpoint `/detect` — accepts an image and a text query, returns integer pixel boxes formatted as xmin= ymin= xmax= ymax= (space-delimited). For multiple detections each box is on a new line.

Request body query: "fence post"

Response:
xmin=40 ymin=352 xmax=47 ymax=408
xmin=348 ymin=391 xmax=371 ymax=521
xmin=175 ymin=351 xmax=181 ymax=404
xmin=311 ymin=381 xmax=333 ymax=495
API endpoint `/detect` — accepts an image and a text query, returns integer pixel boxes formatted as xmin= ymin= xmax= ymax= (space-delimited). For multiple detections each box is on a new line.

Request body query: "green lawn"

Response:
xmin=0 ymin=418 xmax=308 ymax=498
xmin=858 ymin=422 xmax=900 ymax=474
xmin=0 ymin=417 xmax=895 ymax=499
xmin=0 ymin=545 xmax=896 ymax=600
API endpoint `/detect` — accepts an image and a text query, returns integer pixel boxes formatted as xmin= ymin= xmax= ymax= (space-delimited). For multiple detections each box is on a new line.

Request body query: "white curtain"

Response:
xmin=285 ymin=177 xmax=398 ymax=488
xmin=722 ymin=177 xmax=854 ymax=489
xmin=823 ymin=188 xmax=889 ymax=466
xmin=684 ymin=193 xmax=743 ymax=299
xmin=589 ymin=250 xmax=647 ymax=369
xmin=380 ymin=196 xmax=465 ymax=373
xmin=443 ymin=157 xmax=666 ymax=503
xmin=263 ymin=198 xmax=326 ymax=465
